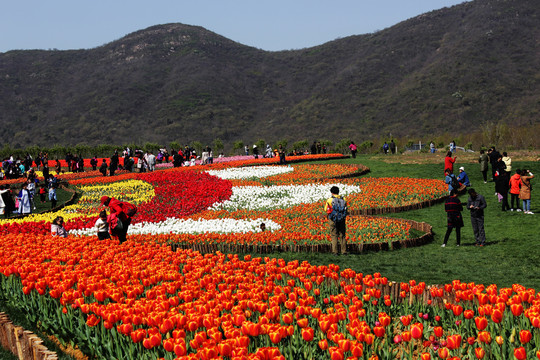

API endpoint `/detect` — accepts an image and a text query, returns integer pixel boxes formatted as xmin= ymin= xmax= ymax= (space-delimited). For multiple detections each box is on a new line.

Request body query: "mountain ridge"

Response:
xmin=0 ymin=0 xmax=538 ymax=148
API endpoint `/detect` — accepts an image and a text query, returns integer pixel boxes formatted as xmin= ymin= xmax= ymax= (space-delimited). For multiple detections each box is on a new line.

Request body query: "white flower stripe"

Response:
xmin=70 ymin=218 xmax=281 ymax=236
xmin=209 ymin=183 xmax=362 ymax=212
xmin=206 ymin=165 xmax=294 ymax=179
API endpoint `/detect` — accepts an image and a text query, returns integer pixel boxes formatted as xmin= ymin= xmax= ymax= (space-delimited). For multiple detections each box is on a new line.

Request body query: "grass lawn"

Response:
xmin=257 ymin=152 xmax=540 ymax=290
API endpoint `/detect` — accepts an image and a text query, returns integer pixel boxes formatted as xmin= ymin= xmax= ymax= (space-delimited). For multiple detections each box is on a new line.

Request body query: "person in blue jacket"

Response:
xmin=457 ymin=166 xmax=471 ymax=187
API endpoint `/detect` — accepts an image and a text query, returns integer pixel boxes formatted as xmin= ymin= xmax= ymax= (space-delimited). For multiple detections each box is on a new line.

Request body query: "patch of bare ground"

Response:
xmin=374 ymin=149 xmax=540 ymax=165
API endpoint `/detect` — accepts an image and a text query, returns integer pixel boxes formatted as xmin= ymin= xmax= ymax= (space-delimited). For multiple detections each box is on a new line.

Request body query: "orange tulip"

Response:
xmin=438 ymin=347 xmax=449 ymax=359
xmin=474 ymin=316 xmax=488 ymax=331
xmin=478 ymin=331 xmax=492 ymax=344
xmin=474 ymin=347 xmax=485 ymax=359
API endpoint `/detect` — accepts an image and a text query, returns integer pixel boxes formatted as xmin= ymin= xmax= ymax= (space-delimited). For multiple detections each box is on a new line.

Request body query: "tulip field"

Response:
xmin=0 ymin=154 xmax=539 ymax=359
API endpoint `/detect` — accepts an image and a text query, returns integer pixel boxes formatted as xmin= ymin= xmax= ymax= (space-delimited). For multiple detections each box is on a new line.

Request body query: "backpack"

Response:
xmin=122 ymin=202 xmax=138 ymax=217
xmin=450 ymin=174 xmax=460 ymax=190
xmin=108 ymin=213 xmax=123 ymax=232
xmin=328 ymin=197 xmax=348 ymax=223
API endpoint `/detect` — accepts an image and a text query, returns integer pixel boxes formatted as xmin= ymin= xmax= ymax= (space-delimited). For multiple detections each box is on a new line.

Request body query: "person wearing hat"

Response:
xmin=457 ymin=167 xmax=471 ymax=187
xmin=100 ymin=195 xmax=137 ymax=243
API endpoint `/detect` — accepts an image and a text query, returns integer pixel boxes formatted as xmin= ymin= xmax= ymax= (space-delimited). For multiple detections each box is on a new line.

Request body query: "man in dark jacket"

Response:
xmin=467 ymin=188 xmax=487 ymax=246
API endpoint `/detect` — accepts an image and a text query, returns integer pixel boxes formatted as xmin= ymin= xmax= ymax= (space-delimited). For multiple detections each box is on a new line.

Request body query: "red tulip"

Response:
xmin=411 ymin=322 xmax=424 ymax=340
xmin=301 ymin=327 xmax=314 ymax=342
xmin=519 ymin=330 xmax=532 ymax=344
xmin=514 ymin=346 xmax=526 ymax=360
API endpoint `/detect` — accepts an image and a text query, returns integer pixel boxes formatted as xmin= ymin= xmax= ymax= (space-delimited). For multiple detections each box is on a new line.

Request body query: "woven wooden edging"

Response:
xmin=0 ymin=313 xmax=57 ymax=360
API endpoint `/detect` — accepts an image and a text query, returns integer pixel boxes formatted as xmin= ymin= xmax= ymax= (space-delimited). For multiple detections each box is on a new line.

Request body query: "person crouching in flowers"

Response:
xmin=441 ymin=189 xmax=463 ymax=248
xmin=95 ymin=210 xmax=111 ymax=240
xmin=324 ymin=186 xmax=348 ymax=255
xmin=51 ymin=216 xmax=68 ymax=237
xmin=101 ymin=196 xmax=137 ymax=244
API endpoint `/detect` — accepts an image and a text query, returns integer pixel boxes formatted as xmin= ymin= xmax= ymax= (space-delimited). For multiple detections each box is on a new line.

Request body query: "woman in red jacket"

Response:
xmin=444 ymin=151 xmax=457 ymax=174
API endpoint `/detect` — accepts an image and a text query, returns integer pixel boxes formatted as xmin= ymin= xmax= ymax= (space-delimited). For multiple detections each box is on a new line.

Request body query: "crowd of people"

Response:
xmin=442 ymin=146 xmax=534 ymax=248
xmin=0 ymin=168 xmax=60 ymax=218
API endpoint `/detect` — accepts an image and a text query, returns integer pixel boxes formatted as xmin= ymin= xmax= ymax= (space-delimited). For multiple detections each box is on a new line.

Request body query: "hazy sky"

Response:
xmin=1 ymin=0 xmax=470 ymax=53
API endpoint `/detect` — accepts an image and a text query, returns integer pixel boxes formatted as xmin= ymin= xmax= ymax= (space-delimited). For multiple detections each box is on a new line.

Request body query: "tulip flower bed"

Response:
xmin=0 ymin=234 xmax=539 ymax=360
xmin=0 ymin=163 xmax=446 ymax=251
xmin=0 ymin=162 xmax=448 ymax=254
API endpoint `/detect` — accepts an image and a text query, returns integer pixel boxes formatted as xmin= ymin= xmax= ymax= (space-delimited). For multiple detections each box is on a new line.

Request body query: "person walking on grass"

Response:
xmin=478 ymin=149 xmax=489 ymax=183
xmin=324 ymin=186 xmax=348 ymax=255
xmin=467 ymin=188 xmax=487 ymax=246
xmin=441 ymin=189 xmax=463 ymax=247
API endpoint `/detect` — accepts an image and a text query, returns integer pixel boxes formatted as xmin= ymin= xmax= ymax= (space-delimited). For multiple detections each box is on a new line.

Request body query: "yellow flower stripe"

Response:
xmin=0 ymin=180 xmax=155 ymax=225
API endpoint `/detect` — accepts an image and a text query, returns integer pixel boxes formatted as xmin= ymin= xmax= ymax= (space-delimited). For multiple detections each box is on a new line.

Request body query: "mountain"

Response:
xmin=0 ymin=0 xmax=538 ymax=148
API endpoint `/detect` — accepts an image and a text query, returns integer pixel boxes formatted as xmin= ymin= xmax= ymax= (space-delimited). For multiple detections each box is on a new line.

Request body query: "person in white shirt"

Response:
xmin=95 ymin=210 xmax=111 ymax=240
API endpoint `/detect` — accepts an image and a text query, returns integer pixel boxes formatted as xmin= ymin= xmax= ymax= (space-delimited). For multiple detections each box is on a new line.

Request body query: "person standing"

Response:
xmin=383 ymin=142 xmax=389 ymax=155
xmin=278 ymin=145 xmax=286 ymax=165
xmin=244 ymin=145 xmax=249 ymax=156
xmin=441 ymin=190 xmax=463 ymax=247
xmin=90 ymin=156 xmax=98 ymax=171
xmin=390 ymin=140 xmax=396 ymax=154
xmin=310 ymin=141 xmax=317 ymax=155
xmin=110 ymin=150 xmax=119 ymax=177
xmin=444 ymin=151 xmax=457 ymax=174
xmin=467 ymin=188 xmax=487 ymax=246
xmin=17 ymin=183 xmax=32 ymax=215
xmin=478 ymin=150 xmax=489 ymax=183
xmin=509 ymin=169 xmax=522 ymax=212
xmin=99 ymin=160 xmax=108 ymax=176
xmin=502 ymin=152 xmax=512 ymax=175
xmin=495 ymin=155 xmax=510 ymax=211
xmin=349 ymin=142 xmax=358 ymax=158
xmin=0 ymin=185 xmax=16 ymax=218
xmin=266 ymin=144 xmax=274 ymax=158
xmin=324 ymin=186 xmax=348 ymax=255
xmin=147 ymin=151 xmax=156 ymax=171
xmin=519 ymin=169 xmax=534 ymax=214
xmin=429 ymin=141 xmax=436 ymax=153
xmin=101 ymin=196 xmax=137 ymax=244
xmin=487 ymin=147 xmax=501 ymax=181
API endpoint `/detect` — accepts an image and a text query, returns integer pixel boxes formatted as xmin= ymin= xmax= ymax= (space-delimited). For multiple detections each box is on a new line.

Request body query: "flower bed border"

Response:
xmin=170 ymin=215 xmax=433 ymax=254
xmin=0 ymin=312 xmax=58 ymax=360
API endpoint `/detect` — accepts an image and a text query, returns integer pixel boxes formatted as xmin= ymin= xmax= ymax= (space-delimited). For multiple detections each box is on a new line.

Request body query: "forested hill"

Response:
xmin=0 ymin=0 xmax=538 ymax=148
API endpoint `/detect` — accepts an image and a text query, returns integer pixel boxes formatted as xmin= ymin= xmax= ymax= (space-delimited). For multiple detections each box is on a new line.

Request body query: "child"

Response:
xmin=39 ymin=184 xmax=47 ymax=203
xmin=95 ymin=210 xmax=111 ymax=240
